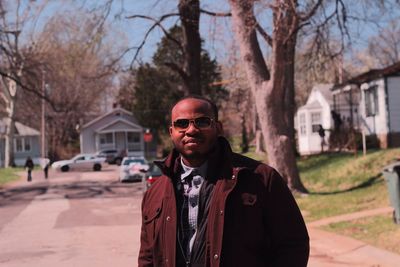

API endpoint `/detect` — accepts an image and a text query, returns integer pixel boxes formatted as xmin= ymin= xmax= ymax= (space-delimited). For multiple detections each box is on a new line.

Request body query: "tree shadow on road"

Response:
xmin=0 ymin=181 xmax=144 ymax=207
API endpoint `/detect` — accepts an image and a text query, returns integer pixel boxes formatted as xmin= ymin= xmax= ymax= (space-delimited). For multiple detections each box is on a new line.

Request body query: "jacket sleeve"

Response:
xmin=264 ymin=168 xmax=310 ymax=267
xmin=138 ymin=191 xmax=154 ymax=267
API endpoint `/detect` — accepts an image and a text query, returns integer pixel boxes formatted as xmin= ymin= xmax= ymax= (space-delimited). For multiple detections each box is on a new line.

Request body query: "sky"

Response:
xmin=4 ymin=0 xmax=400 ymax=69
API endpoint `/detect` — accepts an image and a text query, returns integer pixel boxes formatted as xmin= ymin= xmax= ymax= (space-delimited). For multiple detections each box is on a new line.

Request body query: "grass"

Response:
xmin=241 ymin=146 xmax=400 ymax=253
xmin=0 ymin=167 xmax=23 ymax=186
xmin=296 ymin=148 xmax=400 ymax=222
xmin=322 ymin=214 xmax=400 ymax=255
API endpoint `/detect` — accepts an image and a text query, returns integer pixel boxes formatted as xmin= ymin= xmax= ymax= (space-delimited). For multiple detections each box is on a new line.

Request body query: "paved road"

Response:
xmin=2 ymin=166 xmax=400 ymax=267
xmin=0 ymin=166 xmax=143 ymax=267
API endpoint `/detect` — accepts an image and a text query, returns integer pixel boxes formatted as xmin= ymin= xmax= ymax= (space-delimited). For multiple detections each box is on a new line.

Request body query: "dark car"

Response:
xmin=145 ymin=164 xmax=162 ymax=190
xmin=96 ymin=149 xmax=125 ymax=165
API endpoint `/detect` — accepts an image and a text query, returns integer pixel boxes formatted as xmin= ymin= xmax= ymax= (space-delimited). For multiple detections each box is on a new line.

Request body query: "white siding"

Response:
xmin=387 ymin=77 xmax=400 ymax=132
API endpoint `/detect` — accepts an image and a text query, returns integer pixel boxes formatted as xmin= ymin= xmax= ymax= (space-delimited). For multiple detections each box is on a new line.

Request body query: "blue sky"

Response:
xmin=5 ymin=0 xmax=400 ymax=68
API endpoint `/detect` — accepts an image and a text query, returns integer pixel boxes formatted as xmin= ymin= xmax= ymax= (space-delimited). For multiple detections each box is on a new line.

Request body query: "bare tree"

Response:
xmin=0 ymin=1 xmax=45 ymax=167
xmin=17 ymin=13 xmax=118 ymax=159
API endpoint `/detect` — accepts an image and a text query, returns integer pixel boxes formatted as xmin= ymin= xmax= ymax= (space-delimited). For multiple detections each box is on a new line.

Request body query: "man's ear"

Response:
xmin=216 ymin=121 xmax=223 ymax=136
xmin=169 ymin=126 xmax=173 ymax=136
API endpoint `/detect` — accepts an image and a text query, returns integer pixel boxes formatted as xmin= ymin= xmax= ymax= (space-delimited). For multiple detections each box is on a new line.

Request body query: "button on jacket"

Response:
xmin=138 ymin=137 xmax=309 ymax=267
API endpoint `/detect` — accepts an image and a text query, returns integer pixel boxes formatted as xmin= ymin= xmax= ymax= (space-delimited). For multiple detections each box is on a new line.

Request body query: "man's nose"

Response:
xmin=185 ymin=121 xmax=200 ymax=134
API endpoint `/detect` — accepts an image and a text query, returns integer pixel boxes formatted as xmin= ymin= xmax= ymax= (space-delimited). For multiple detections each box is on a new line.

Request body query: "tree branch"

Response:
xmin=200 ymin=8 xmax=231 ymax=17
xmin=126 ymin=13 xmax=181 ymax=66
xmin=256 ymin=23 xmax=272 ymax=47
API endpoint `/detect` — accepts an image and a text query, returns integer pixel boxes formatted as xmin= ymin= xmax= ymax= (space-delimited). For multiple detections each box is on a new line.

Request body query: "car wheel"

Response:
xmin=93 ymin=163 xmax=102 ymax=171
xmin=61 ymin=165 xmax=70 ymax=172
xmin=115 ymin=158 xmax=122 ymax=166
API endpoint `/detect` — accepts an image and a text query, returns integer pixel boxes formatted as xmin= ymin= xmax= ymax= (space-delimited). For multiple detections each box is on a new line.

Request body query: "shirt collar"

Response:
xmin=180 ymin=158 xmax=208 ymax=182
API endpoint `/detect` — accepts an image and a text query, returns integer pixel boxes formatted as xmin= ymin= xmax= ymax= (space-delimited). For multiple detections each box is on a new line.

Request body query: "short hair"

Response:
xmin=170 ymin=95 xmax=219 ymax=121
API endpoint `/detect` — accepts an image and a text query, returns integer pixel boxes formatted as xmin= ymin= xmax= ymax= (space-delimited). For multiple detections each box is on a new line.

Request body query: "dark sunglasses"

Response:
xmin=172 ymin=117 xmax=214 ymax=130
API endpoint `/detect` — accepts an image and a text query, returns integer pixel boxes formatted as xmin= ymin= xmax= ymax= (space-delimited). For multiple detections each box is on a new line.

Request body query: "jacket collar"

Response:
xmin=155 ymin=136 xmax=234 ymax=181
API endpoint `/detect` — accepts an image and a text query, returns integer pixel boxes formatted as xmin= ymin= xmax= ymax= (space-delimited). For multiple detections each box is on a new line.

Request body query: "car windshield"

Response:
xmin=71 ymin=154 xmax=85 ymax=161
xmin=123 ymin=159 xmax=146 ymax=165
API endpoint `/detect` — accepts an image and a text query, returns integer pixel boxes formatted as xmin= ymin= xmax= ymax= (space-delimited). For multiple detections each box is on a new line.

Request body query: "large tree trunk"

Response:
xmin=178 ymin=0 xmax=201 ymax=95
xmin=229 ymin=0 xmax=307 ymax=193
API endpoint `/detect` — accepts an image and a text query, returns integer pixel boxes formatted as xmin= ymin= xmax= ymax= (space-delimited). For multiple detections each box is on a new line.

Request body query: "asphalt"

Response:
xmin=2 ymin=168 xmax=400 ymax=266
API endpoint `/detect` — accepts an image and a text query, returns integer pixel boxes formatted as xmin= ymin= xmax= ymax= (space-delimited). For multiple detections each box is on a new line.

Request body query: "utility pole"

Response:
xmin=41 ymin=69 xmax=45 ymax=158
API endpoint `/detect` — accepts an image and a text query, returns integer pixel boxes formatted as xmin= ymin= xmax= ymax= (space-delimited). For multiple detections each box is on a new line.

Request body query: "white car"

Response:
xmin=52 ymin=154 xmax=105 ymax=172
xmin=119 ymin=157 xmax=149 ymax=182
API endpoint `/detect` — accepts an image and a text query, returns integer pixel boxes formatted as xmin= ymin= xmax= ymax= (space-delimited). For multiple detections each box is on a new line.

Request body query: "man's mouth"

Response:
xmin=183 ymin=138 xmax=202 ymax=145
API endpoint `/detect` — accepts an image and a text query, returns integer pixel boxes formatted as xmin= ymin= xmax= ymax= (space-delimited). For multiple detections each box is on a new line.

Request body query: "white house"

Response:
xmin=0 ymin=119 xmax=41 ymax=167
xmin=296 ymin=84 xmax=334 ymax=155
xmin=332 ymin=62 xmax=400 ymax=148
xmin=80 ymin=108 xmax=145 ymax=157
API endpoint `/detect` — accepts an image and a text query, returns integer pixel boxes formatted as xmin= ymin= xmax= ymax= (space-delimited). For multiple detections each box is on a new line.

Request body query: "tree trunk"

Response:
xmin=2 ymin=78 xmax=17 ymax=168
xmin=229 ymin=0 xmax=307 ymax=193
xmin=178 ymin=0 xmax=201 ymax=95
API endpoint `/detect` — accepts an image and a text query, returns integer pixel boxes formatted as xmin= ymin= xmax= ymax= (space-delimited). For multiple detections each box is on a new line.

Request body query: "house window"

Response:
xmin=99 ymin=133 xmax=114 ymax=145
xmin=127 ymin=132 xmax=140 ymax=143
xmin=127 ymin=132 xmax=141 ymax=151
xmin=311 ymin=112 xmax=321 ymax=133
xmin=14 ymin=137 xmax=31 ymax=152
xmin=365 ymin=85 xmax=379 ymax=116
xmin=299 ymin=113 xmax=306 ymax=136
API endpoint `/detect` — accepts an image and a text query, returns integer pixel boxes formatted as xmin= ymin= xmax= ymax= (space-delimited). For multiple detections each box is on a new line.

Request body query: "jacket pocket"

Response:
xmin=143 ymin=201 xmax=163 ymax=240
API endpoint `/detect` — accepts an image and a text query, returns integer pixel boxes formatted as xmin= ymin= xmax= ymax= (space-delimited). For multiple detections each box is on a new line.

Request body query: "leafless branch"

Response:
xmin=200 ymin=8 xmax=231 ymax=17
xmin=126 ymin=13 xmax=181 ymax=67
xmin=256 ymin=23 xmax=272 ymax=46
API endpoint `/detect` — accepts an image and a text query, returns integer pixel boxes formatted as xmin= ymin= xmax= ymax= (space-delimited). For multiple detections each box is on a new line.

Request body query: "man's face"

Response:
xmin=169 ymin=98 xmax=222 ymax=167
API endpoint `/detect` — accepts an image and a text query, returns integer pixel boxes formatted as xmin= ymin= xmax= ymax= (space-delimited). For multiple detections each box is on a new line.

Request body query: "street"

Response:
xmin=0 ymin=166 xmax=143 ymax=267
xmin=2 ymin=166 xmax=400 ymax=267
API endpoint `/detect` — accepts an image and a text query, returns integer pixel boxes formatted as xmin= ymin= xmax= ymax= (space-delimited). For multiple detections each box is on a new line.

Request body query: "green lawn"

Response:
xmin=242 ymin=147 xmax=400 ymax=254
xmin=0 ymin=167 xmax=23 ymax=186
xmin=296 ymin=149 xmax=400 ymax=222
xmin=322 ymin=214 xmax=400 ymax=255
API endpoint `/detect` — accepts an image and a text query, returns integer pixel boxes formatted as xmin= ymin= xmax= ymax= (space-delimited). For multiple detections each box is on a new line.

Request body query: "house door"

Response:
xmin=115 ymin=132 xmax=126 ymax=154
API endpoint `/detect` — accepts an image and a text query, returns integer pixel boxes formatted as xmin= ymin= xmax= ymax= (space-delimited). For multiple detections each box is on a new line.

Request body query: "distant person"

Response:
xmin=40 ymin=157 xmax=50 ymax=179
xmin=24 ymin=156 xmax=34 ymax=182
xmin=331 ymin=110 xmax=342 ymax=131
xmin=318 ymin=124 xmax=326 ymax=152
xmin=138 ymin=95 xmax=309 ymax=267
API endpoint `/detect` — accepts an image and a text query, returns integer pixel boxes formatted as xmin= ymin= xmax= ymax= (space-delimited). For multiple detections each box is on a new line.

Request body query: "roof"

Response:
xmin=0 ymin=118 xmax=40 ymax=136
xmin=82 ymin=107 xmax=135 ymax=129
xmin=312 ymin=83 xmax=334 ymax=102
xmin=333 ymin=62 xmax=400 ymax=90
xmin=298 ymin=100 xmax=323 ymax=110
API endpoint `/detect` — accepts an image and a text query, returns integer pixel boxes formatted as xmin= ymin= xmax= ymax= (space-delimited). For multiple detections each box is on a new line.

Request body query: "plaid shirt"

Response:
xmin=179 ymin=160 xmax=207 ymax=258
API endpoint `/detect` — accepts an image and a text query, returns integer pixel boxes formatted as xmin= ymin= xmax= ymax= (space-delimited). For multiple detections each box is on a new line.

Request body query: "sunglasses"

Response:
xmin=172 ymin=116 xmax=214 ymax=130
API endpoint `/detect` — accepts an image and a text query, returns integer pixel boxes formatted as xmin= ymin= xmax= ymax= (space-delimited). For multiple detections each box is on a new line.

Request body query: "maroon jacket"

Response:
xmin=138 ymin=137 xmax=309 ymax=267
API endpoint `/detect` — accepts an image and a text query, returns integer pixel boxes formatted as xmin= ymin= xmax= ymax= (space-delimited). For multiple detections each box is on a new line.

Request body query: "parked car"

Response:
xmin=144 ymin=164 xmax=163 ymax=190
xmin=52 ymin=154 xmax=105 ymax=172
xmin=96 ymin=149 xmax=125 ymax=165
xmin=119 ymin=157 xmax=149 ymax=182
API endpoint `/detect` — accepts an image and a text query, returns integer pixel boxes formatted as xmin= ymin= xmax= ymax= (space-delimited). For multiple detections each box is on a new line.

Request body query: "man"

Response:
xmin=139 ymin=96 xmax=309 ymax=267
xmin=24 ymin=156 xmax=34 ymax=182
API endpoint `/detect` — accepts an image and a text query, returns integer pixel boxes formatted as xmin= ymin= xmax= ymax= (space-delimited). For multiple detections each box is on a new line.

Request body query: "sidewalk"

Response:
xmin=308 ymin=207 xmax=400 ymax=267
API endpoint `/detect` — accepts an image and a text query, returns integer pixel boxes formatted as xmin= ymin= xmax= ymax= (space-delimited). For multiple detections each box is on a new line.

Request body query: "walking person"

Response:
xmin=24 ymin=156 xmax=34 ymax=182
xmin=138 ymin=96 xmax=309 ymax=267
xmin=40 ymin=157 xmax=50 ymax=179
xmin=318 ymin=124 xmax=326 ymax=153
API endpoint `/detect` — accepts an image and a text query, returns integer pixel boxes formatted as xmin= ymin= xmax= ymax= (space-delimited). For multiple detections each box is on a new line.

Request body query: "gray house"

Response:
xmin=0 ymin=119 xmax=41 ymax=167
xmin=80 ymin=108 xmax=145 ymax=157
